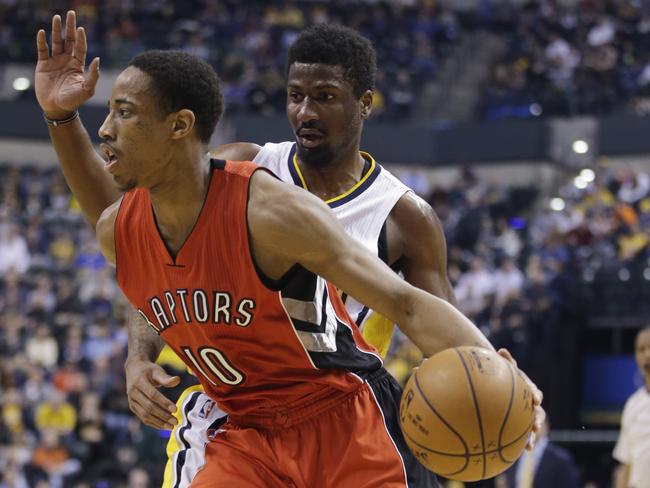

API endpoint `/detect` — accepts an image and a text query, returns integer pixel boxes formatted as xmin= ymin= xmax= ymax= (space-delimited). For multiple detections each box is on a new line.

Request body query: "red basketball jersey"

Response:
xmin=115 ymin=160 xmax=382 ymax=416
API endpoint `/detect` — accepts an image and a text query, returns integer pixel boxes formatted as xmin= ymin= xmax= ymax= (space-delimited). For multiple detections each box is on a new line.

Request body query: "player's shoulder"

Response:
xmin=386 ymin=186 xmax=445 ymax=265
xmin=376 ymin=164 xmax=409 ymax=189
xmin=248 ymin=168 xmax=326 ymax=229
xmin=390 ymin=189 xmax=438 ymax=229
xmin=249 ymin=167 xmax=303 ymax=203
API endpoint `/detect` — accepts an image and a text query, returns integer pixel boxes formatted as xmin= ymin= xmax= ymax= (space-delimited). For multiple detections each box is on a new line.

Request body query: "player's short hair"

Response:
xmin=128 ymin=50 xmax=224 ymax=143
xmin=287 ymin=24 xmax=376 ymax=98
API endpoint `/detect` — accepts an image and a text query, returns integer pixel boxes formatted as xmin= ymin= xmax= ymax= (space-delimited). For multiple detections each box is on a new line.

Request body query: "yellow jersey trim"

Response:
xmin=292 ymin=151 xmax=377 ymax=205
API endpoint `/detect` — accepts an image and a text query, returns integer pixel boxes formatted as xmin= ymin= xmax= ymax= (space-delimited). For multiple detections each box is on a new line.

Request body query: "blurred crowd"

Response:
xmin=1 ymin=160 xmax=647 ymax=485
xmin=482 ymin=0 xmax=650 ymax=119
xmin=6 ymin=1 xmax=650 ymax=121
xmin=1 ymin=0 xmax=459 ymax=121
xmin=0 ymin=166 xmax=170 ymax=487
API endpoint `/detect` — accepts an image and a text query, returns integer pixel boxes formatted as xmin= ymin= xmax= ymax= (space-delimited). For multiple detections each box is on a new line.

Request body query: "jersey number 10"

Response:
xmin=180 ymin=346 xmax=246 ymax=386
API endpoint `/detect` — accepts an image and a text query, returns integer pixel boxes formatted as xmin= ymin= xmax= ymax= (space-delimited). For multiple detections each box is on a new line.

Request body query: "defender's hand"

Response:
xmin=497 ymin=348 xmax=545 ymax=450
xmin=35 ymin=10 xmax=100 ymax=119
xmin=125 ymin=357 xmax=180 ymax=431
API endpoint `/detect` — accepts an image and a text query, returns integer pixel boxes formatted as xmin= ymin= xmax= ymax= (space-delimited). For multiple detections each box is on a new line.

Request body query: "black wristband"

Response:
xmin=43 ymin=111 xmax=79 ymax=127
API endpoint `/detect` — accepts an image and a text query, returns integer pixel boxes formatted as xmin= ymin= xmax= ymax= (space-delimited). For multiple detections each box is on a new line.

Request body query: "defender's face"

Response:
xmin=635 ymin=329 xmax=650 ymax=379
xmin=98 ymin=67 xmax=173 ymax=191
xmin=286 ymin=63 xmax=368 ymax=167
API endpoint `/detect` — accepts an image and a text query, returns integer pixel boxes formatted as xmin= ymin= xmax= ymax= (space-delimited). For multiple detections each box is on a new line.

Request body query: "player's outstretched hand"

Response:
xmin=497 ymin=348 xmax=545 ymax=451
xmin=125 ymin=357 xmax=180 ymax=431
xmin=35 ymin=10 xmax=100 ymax=119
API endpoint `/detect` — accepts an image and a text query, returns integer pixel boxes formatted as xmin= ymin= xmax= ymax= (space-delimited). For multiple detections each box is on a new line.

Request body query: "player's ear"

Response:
xmin=360 ymin=90 xmax=373 ymax=119
xmin=170 ymin=109 xmax=196 ymax=140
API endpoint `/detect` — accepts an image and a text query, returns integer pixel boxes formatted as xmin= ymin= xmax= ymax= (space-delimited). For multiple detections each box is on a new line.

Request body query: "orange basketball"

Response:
xmin=399 ymin=346 xmax=535 ymax=481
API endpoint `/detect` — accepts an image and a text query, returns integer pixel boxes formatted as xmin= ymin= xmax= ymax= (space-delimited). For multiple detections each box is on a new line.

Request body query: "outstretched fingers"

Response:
xmin=63 ymin=10 xmax=76 ymax=55
xmin=51 ymin=14 xmax=63 ymax=56
xmin=74 ymin=26 xmax=87 ymax=66
xmin=36 ymin=29 xmax=50 ymax=61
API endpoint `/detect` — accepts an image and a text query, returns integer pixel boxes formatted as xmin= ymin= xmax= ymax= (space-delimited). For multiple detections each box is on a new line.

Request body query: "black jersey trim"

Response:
xmin=286 ymin=145 xmax=302 ymax=187
xmin=210 ymin=158 xmax=226 ymax=171
xmin=377 ymin=220 xmax=389 ymax=265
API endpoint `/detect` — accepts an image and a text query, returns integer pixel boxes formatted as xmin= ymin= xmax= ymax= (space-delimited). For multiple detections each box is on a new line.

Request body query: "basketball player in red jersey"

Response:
xmin=36 ymin=12 xmax=543 ymax=487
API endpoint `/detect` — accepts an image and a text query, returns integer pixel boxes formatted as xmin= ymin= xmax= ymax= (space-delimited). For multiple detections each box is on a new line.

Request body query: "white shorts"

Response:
xmin=162 ymin=385 xmax=227 ymax=488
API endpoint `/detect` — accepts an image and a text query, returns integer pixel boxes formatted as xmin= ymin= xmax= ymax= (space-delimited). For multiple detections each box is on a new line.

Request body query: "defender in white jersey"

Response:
xmin=34 ymin=14 xmax=542 ymax=488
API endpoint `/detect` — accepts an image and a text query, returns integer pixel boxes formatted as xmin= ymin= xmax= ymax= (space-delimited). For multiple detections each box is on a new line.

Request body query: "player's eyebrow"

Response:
xmin=108 ymin=98 xmax=136 ymax=107
xmin=287 ymin=82 xmax=342 ymax=90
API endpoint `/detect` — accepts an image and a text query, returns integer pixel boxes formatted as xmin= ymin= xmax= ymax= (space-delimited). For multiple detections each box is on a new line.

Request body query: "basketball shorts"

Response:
xmin=163 ymin=369 xmax=439 ymax=488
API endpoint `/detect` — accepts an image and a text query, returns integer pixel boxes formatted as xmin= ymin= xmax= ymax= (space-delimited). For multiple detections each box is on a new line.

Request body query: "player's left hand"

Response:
xmin=497 ymin=348 xmax=545 ymax=451
xmin=35 ymin=10 xmax=100 ymax=119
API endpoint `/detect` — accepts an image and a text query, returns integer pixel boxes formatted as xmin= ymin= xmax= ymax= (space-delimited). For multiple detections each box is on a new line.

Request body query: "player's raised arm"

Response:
xmin=247 ymin=170 xmax=492 ymax=357
xmin=35 ymin=11 xmax=119 ymax=229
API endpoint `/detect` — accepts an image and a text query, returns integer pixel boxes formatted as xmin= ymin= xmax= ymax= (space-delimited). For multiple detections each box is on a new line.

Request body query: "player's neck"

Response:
xmin=297 ymin=146 xmax=367 ymax=201
xmin=148 ymin=152 xmax=212 ymax=253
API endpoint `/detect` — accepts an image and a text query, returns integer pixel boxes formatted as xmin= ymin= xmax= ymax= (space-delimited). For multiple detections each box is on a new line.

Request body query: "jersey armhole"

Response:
xmin=377 ymin=220 xmax=389 ymax=265
xmin=245 ymin=167 xmax=300 ymax=291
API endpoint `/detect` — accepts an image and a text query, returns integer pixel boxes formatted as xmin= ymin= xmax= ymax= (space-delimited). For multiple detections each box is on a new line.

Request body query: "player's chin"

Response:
xmin=114 ymin=176 xmax=137 ymax=192
xmin=296 ymin=143 xmax=333 ymax=167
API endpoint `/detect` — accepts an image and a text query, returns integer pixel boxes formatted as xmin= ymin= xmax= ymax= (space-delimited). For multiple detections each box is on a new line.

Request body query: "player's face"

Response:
xmin=635 ymin=329 xmax=650 ymax=379
xmin=98 ymin=67 xmax=174 ymax=191
xmin=286 ymin=63 xmax=371 ymax=167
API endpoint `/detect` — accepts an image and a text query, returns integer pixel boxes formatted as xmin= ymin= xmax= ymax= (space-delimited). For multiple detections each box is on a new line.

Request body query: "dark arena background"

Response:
xmin=1 ymin=0 xmax=649 ymax=486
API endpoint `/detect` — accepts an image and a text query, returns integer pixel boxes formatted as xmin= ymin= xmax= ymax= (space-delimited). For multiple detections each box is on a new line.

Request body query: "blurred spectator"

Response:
xmin=126 ymin=468 xmax=150 ymax=488
xmin=27 ymin=428 xmax=80 ymax=487
xmin=25 ymin=324 xmax=58 ymax=370
xmin=34 ymin=390 xmax=76 ymax=437
xmin=26 ymin=275 xmax=57 ymax=315
xmin=0 ymin=223 xmax=30 ymax=276
xmin=493 ymin=258 xmax=525 ymax=306
xmin=455 ymin=257 xmax=494 ymax=316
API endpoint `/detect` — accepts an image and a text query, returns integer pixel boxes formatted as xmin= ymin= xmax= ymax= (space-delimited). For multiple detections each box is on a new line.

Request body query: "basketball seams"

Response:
xmin=411 ymin=371 xmax=470 ymax=475
xmin=414 ymin=372 xmax=471 ymax=454
xmin=455 ymin=348 xmax=487 ymax=479
xmin=497 ymin=361 xmax=516 ymax=464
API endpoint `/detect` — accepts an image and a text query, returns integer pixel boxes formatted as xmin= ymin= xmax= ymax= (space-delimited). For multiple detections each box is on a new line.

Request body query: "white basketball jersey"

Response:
xmin=253 ymin=141 xmax=410 ymax=356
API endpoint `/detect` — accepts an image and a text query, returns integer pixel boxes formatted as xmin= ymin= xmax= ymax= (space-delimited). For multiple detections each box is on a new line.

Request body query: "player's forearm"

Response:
xmin=399 ymin=288 xmax=494 ymax=357
xmin=126 ymin=308 xmax=165 ymax=363
xmin=48 ymin=116 xmax=121 ymax=229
